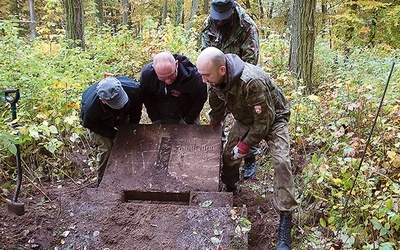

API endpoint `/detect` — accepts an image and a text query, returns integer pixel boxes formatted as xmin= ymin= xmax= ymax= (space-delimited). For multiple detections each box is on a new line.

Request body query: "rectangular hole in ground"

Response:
xmin=123 ymin=191 xmax=190 ymax=205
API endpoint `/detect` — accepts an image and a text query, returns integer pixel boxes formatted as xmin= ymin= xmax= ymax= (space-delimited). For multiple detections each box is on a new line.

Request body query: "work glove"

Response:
xmin=232 ymin=141 xmax=251 ymax=160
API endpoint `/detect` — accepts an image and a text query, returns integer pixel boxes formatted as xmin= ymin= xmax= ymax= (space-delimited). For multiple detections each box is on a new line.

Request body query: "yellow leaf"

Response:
xmin=392 ymin=156 xmax=400 ymax=168
xmin=332 ymin=178 xmax=342 ymax=185
xmin=386 ymin=199 xmax=394 ymax=210
xmin=292 ymin=103 xmax=307 ymax=112
xmin=64 ymin=116 xmax=78 ymax=125
xmin=320 ymin=218 xmax=326 ymax=227
xmin=387 ymin=151 xmax=400 ymax=168
xmin=387 ymin=151 xmax=397 ymax=159
xmin=307 ymin=95 xmax=320 ymax=102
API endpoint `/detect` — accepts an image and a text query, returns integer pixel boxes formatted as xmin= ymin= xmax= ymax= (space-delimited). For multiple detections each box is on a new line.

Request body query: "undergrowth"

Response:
xmin=1 ymin=19 xmax=399 ymax=249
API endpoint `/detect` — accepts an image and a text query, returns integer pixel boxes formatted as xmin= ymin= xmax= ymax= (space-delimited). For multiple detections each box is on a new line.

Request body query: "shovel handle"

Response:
xmin=5 ymin=89 xmax=20 ymax=105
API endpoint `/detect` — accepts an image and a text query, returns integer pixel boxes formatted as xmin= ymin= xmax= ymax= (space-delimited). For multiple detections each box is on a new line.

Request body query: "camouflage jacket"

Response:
xmin=201 ymin=3 xmax=259 ymax=65
xmin=209 ymin=54 xmax=290 ymax=146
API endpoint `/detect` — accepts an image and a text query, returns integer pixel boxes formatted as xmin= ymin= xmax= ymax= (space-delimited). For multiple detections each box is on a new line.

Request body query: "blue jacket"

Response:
xmin=140 ymin=54 xmax=207 ymax=124
xmin=80 ymin=76 xmax=143 ymax=139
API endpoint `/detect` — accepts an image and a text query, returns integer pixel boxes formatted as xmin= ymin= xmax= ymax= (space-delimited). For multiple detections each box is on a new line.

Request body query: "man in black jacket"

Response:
xmin=81 ymin=76 xmax=143 ymax=187
xmin=140 ymin=51 xmax=207 ymax=124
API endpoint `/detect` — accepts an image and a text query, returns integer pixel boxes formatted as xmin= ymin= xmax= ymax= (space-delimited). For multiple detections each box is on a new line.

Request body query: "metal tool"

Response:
xmin=336 ymin=62 xmax=395 ymax=236
xmin=4 ymin=89 xmax=25 ymax=216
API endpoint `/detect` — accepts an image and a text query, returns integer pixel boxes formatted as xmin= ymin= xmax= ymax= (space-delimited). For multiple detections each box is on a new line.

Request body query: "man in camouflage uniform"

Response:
xmin=197 ymin=47 xmax=297 ymax=250
xmin=201 ymin=0 xmax=259 ymax=65
xmin=201 ymin=0 xmax=260 ymax=179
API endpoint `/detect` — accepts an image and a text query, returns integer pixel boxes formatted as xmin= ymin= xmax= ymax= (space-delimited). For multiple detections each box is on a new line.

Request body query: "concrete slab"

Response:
xmin=101 ymin=124 xmax=223 ymax=192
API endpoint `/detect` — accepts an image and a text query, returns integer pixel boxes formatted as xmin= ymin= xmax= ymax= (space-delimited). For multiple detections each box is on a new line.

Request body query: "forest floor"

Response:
xmin=0 ymin=152 xmax=306 ymax=250
xmin=1 ymin=116 xmax=308 ymax=249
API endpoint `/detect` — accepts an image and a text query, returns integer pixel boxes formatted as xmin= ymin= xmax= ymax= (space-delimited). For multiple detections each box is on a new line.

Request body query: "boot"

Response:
xmin=243 ymin=162 xmax=256 ymax=179
xmin=243 ymin=149 xmax=258 ymax=179
xmin=276 ymin=212 xmax=292 ymax=250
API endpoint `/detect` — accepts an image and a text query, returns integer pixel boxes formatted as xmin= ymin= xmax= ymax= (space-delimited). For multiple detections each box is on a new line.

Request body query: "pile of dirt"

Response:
xmin=1 ymin=175 xmax=282 ymax=250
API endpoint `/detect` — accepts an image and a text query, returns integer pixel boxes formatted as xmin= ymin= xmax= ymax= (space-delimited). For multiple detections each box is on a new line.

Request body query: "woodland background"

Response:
xmin=0 ymin=0 xmax=399 ymax=249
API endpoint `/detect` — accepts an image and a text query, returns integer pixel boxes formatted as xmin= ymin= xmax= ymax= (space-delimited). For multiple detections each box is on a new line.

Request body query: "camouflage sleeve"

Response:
xmin=200 ymin=18 xmax=212 ymax=51
xmin=241 ymin=25 xmax=260 ymax=65
xmin=242 ymin=78 xmax=274 ymax=146
xmin=208 ymin=88 xmax=225 ymax=124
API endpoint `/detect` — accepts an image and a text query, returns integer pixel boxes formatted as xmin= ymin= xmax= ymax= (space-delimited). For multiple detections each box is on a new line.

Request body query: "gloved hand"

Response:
xmin=232 ymin=141 xmax=251 ymax=160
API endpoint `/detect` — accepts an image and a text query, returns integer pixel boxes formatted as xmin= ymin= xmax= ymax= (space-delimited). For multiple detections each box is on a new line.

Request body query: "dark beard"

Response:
xmin=211 ymin=18 xmax=232 ymax=41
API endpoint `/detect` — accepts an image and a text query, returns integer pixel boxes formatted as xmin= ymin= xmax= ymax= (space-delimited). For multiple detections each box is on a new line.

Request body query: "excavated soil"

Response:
xmin=1 ymin=170 xmax=285 ymax=250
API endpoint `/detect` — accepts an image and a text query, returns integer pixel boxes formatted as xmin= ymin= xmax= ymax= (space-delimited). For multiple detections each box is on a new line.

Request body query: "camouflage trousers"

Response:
xmin=89 ymin=131 xmax=113 ymax=185
xmin=221 ymin=121 xmax=298 ymax=212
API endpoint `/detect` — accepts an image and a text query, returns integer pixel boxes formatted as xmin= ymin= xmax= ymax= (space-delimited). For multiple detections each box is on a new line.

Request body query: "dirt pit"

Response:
xmin=1 ymin=124 xmax=290 ymax=249
xmin=0 ymin=177 xmax=279 ymax=250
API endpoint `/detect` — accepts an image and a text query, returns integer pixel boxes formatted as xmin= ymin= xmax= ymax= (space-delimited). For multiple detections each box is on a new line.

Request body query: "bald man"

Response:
xmin=140 ymin=52 xmax=207 ymax=124
xmin=197 ymin=47 xmax=297 ymax=250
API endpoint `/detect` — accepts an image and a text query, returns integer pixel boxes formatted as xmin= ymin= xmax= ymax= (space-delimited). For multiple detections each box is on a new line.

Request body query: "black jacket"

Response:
xmin=80 ymin=76 xmax=143 ymax=139
xmin=140 ymin=54 xmax=207 ymax=124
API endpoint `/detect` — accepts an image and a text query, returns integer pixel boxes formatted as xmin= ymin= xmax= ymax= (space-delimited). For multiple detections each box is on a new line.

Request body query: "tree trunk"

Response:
xmin=64 ymin=0 xmax=85 ymax=49
xmin=176 ymin=0 xmax=184 ymax=26
xmin=187 ymin=0 xmax=200 ymax=29
xmin=162 ymin=0 xmax=167 ymax=25
xmin=258 ymin=0 xmax=264 ymax=17
xmin=122 ymin=0 xmax=130 ymax=25
xmin=95 ymin=0 xmax=104 ymax=26
xmin=321 ymin=1 xmax=328 ymax=34
xmin=244 ymin=0 xmax=250 ymax=9
xmin=267 ymin=1 xmax=273 ymax=19
xmin=202 ymin=0 xmax=209 ymax=15
xmin=344 ymin=1 xmax=358 ymax=60
xmin=28 ymin=0 xmax=36 ymax=40
xmin=288 ymin=0 xmax=316 ymax=94
xmin=368 ymin=11 xmax=377 ymax=48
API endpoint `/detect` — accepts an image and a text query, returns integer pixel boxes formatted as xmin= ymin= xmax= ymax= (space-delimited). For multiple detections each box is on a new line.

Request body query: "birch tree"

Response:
xmin=28 ymin=0 xmax=36 ymax=40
